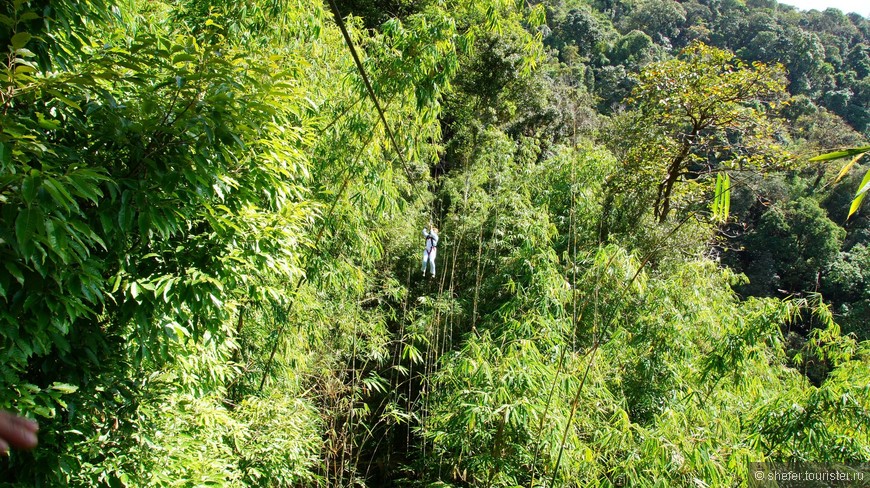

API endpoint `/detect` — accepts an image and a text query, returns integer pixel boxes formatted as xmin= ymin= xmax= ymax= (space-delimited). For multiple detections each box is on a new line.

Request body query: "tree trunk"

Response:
xmin=654 ymin=142 xmax=692 ymax=223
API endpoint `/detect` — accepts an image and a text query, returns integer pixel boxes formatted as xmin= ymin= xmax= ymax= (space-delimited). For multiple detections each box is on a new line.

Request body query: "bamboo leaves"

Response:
xmin=853 ymin=170 xmax=870 ymax=218
xmin=0 ymin=0 xmax=867 ymax=486
xmin=810 ymin=145 xmax=869 ymax=219
xmin=711 ymin=171 xmax=731 ymax=223
xmin=809 ymin=146 xmax=870 ymax=162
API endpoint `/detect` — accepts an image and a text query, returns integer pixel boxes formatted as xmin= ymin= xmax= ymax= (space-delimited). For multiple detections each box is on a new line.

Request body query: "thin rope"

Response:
xmin=326 ymin=0 xmax=419 ymax=193
xmin=321 ymin=7 xmax=440 ymax=469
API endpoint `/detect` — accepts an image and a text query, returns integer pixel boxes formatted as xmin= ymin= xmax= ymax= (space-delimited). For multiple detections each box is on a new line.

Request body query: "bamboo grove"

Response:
xmin=0 ymin=0 xmax=868 ymax=486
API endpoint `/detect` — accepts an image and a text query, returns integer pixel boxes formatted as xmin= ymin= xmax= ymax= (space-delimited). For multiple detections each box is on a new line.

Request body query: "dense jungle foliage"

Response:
xmin=0 ymin=0 xmax=868 ymax=486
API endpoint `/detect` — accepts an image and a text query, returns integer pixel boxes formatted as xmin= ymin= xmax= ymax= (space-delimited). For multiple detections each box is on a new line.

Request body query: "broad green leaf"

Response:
xmin=0 ymin=142 xmax=11 ymax=166
xmin=66 ymin=173 xmax=103 ymax=202
xmin=119 ymin=191 xmax=134 ymax=231
xmin=111 ymin=273 xmax=123 ymax=293
xmin=49 ymin=383 xmax=78 ymax=394
xmin=14 ymin=48 xmax=35 ymax=58
xmin=10 ymin=32 xmax=31 ymax=49
xmin=130 ymin=281 xmax=139 ymax=299
xmin=5 ymin=261 xmax=24 ymax=285
xmin=15 ymin=206 xmax=39 ymax=254
xmin=45 ymin=219 xmax=71 ymax=263
xmin=45 ymin=89 xmax=82 ymax=111
xmin=172 ymin=53 xmax=197 ymax=64
xmin=42 ymin=178 xmax=77 ymax=212
xmin=13 ymin=64 xmax=36 ymax=75
xmin=37 ymin=113 xmax=61 ymax=130
xmin=21 ymin=173 xmax=39 ymax=204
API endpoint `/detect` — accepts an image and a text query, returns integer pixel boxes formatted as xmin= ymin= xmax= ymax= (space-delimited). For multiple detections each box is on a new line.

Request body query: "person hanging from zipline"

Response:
xmin=421 ymin=225 xmax=439 ymax=278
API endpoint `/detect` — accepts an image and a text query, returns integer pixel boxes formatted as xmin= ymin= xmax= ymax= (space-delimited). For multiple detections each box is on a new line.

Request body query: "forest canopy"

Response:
xmin=0 ymin=0 xmax=868 ymax=486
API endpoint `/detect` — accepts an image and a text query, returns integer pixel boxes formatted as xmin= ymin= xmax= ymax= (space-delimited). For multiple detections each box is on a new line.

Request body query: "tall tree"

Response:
xmin=613 ymin=42 xmax=789 ymax=223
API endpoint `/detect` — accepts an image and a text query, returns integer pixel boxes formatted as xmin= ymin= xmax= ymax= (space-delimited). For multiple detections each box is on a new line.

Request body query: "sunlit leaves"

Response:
xmin=711 ymin=171 xmax=731 ymax=223
xmin=811 ymin=146 xmax=870 ymax=218
xmin=810 ymin=146 xmax=870 ymax=163
xmin=1 ymin=0 xmax=867 ymax=486
xmin=0 ymin=0 xmax=340 ymax=483
xmin=616 ymin=42 xmax=790 ymax=223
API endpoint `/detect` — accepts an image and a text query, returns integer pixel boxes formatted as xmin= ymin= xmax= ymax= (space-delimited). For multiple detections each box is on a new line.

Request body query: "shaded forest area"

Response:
xmin=0 ymin=0 xmax=868 ymax=486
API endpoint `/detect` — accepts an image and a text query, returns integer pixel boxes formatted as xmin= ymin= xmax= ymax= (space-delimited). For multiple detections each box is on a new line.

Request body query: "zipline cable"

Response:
xmin=327 ymin=0 xmax=419 ymax=194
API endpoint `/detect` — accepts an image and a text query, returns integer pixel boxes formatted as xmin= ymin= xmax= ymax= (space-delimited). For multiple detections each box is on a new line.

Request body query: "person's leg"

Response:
xmin=428 ymin=248 xmax=437 ymax=277
xmin=422 ymin=250 xmax=429 ymax=274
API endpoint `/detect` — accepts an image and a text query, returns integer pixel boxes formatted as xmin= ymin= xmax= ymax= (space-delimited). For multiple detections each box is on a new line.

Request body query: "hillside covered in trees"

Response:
xmin=0 ymin=0 xmax=868 ymax=486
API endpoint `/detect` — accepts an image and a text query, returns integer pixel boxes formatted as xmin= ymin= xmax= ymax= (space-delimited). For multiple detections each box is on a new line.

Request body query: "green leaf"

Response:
xmin=111 ymin=273 xmax=123 ymax=293
xmin=5 ymin=261 xmax=25 ymax=285
xmin=847 ymin=170 xmax=870 ymax=218
xmin=36 ymin=113 xmax=61 ymax=130
xmin=21 ymin=173 xmax=39 ymax=204
xmin=0 ymin=142 xmax=11 ymax=167
xmin=14 ymin=48 xmax=35 ymax=58
xmin=49 ymin=382 xmax=78 ymax=394
xmin=130 ymin=281 xmax=139 ymax=299
xmin=44 ymin=218 xmax=70 ymax=264
xmin=43 ymin=177 xmax=77 ymax=212
xmin=66 ymin=173 xmax=103 ymax=203
xmin=724 ymin=175 xmax=731 ymax=219
xmin=32 ymin=405 xmax=53 ymax=418
xmin=15 ymin=206 xmax=39 ymax=254
xmin=857 ymin=175 xmax=870 ymax=198
xmin=45 ymin=89 xmax=82 ymax=111
xmin=10 ymin=32 xmax=31 ymax=50
xmin=119 ymin=191 xmax=134 ymax=231
xmin=13 ymin=64 xmax=36 ymax=75
xmin=172 ymin=53 xmax=197 ymax=64
xmin=808 ymin=146 xmax=870 ymax=162
xmin=712 ymin=172 xmax=731 ymax=222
